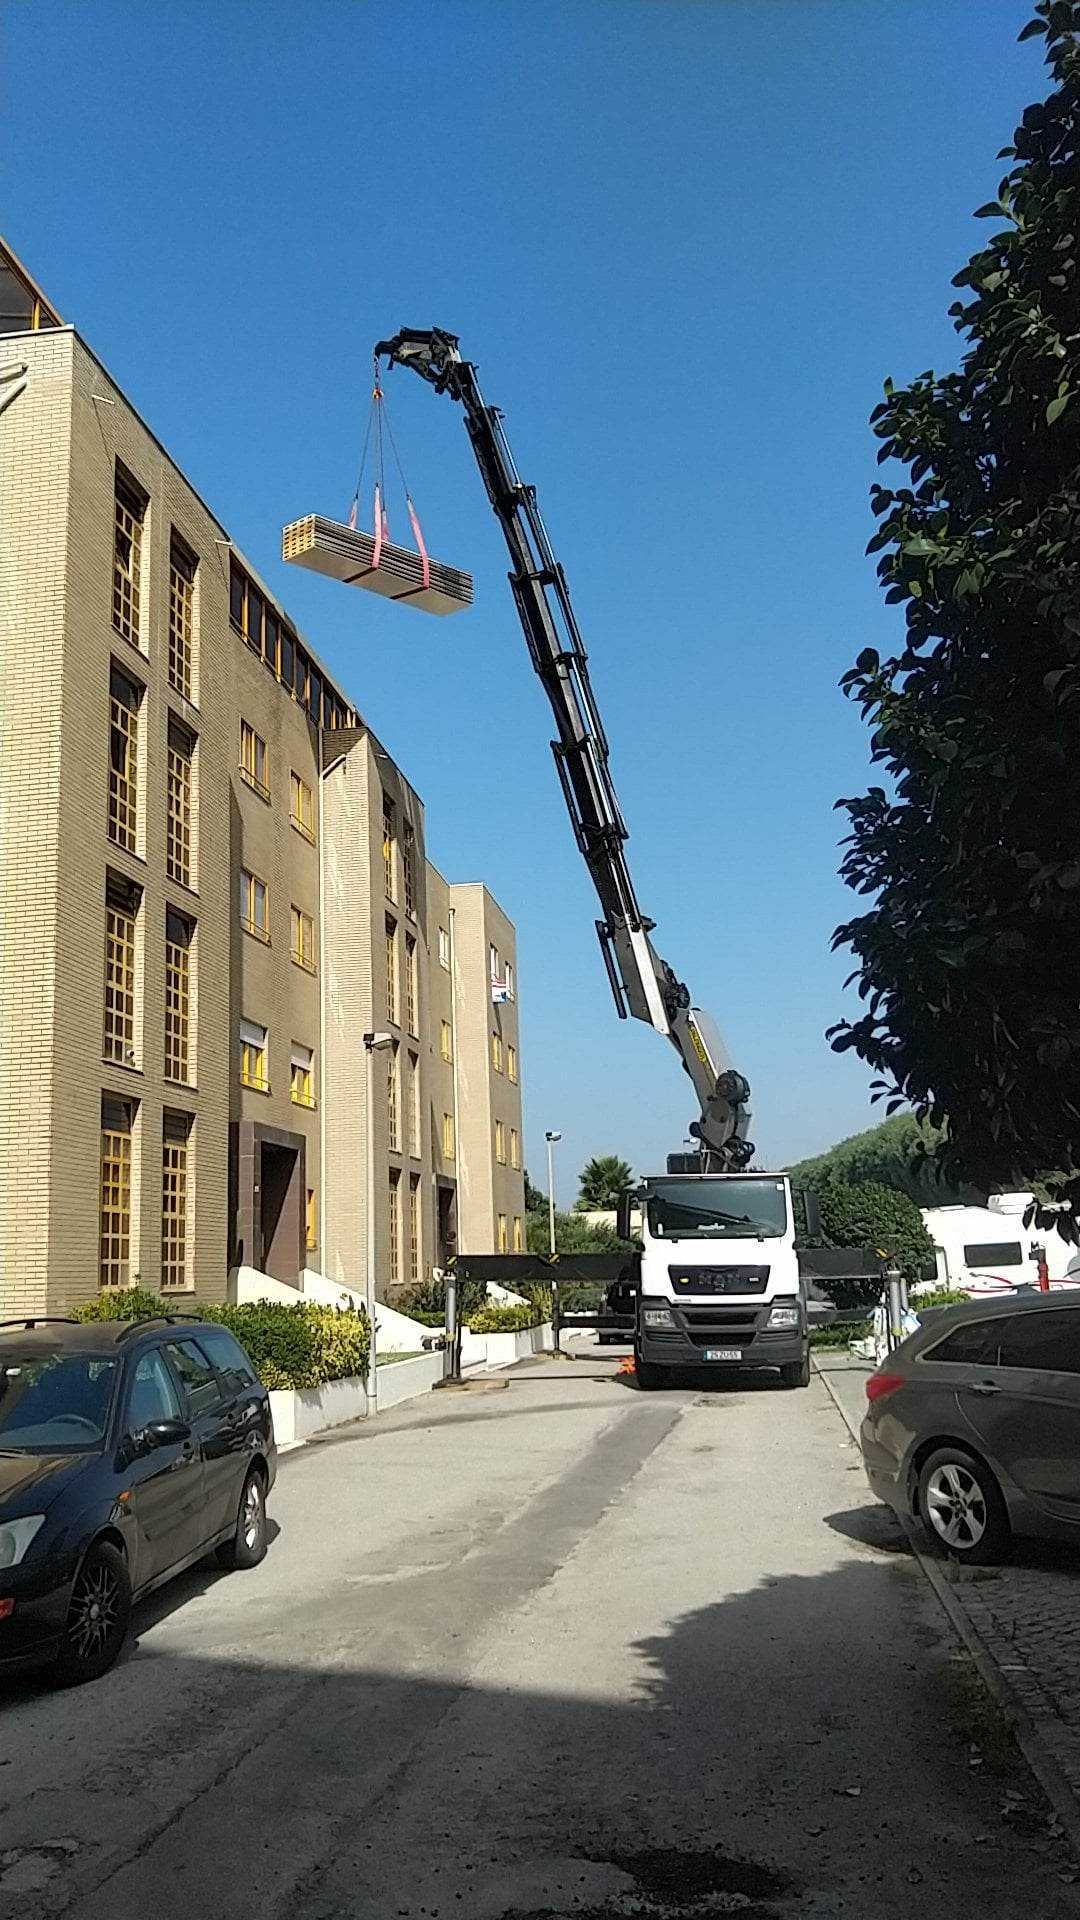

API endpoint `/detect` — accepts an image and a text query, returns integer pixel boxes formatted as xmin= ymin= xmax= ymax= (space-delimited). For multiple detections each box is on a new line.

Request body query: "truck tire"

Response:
xmin=634 ymin=1357 xmax=664 ymax=1390
xmin=780 ymin=1352 xmax=811 ymax=1389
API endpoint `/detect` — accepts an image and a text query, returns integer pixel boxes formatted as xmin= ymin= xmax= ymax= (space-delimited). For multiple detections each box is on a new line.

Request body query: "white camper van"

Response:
xmin=920 ymin=1192 xmax=1076 ymax=1297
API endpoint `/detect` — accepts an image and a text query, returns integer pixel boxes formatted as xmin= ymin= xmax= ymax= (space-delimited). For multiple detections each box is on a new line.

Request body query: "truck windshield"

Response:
xmin=646 ymin=1179 xmax=788 ymax=1240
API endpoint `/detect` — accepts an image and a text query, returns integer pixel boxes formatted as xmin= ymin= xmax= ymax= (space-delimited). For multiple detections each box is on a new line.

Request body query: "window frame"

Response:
xmin=168 ymin=532 xmax=197 ymax=702
xmin=160 ymin=1109 xmax=193 ymax=1292
xmin=291 ymin=905 xmax=317 ymax=974
xmin=290 ymin=770 xmax=316 ymax=844
xmin=113 ymin=464 xmax=147 ymax=652
xmin=240 ymin=868 xmax=270 ymax=943
xmin=108 ymin=663 xmax=142 ymax=855
xmin=239 ymin=719 xmax=270 ymax=802
xmin=290 ymin=1042 xmax=316 ymax=1110
xmin=166 ymin=716 xmax=195 ymax=889
xmin=239 ymin=1018 xmax=269 ymax=1093
xmin=164 ymin=908 xmax=193 ymax=1085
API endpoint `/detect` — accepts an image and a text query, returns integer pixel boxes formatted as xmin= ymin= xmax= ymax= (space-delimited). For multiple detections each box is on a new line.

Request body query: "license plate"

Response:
xmin=704 ymin=1347 xmax=742 ymax=1362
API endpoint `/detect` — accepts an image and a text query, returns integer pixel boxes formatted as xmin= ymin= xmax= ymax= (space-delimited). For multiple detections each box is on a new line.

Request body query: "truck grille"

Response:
xmin=668 ymin=1266 xmax=769 ymax=1295
xmin=679 ymin=1307 xmax=763 ymax=1346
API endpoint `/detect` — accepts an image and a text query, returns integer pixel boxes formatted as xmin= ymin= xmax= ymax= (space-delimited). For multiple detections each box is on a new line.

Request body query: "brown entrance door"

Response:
xmin=260 ymin=1142 xmax=300 ymax=1282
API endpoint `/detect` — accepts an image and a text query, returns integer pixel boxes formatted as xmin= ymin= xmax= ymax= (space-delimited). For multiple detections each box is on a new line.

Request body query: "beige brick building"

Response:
xmin=0 ymin=238 xmax=524 ymax=1316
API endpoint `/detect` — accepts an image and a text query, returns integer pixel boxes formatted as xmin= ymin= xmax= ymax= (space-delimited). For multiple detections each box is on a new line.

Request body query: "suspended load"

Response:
xmin=282 ymin=513 xmax=472 ymax=616
xmin=282 ymin=364 xmax=472 ymax=616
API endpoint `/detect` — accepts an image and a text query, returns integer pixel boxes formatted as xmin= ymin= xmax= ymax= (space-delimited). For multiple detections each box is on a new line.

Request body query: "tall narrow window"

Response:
xmin=166 ymin=717 xmax=195 ymax=887
xmin=161 ymin=1110 xmax=192 ymax=1291
xmin=240 ymin=869 xmax=269 ymax=941
xmin=103 ymin=876 xmax=139 ymax=1066
xmin=240 ymin=1019 xmax=269 ymax=1091
xmin=113 ymin=466 xmax=146 ymax=648
xmin=408 ymin=1174 xmax=420 ymax=1282
xmin=438 ymin=926 xmax=450 ymax=970
xmin=442 ymin=1111 xmax=455 ymax=1160
xmin=403 ymin=823 xmax=416 ymax=917
xmin=510 ymin=1127 xmax=520 ymax=1170
xmin=388 ymin=1169 xmax=401 ymax=1285
xmin=405 ymin=934 xmax=418 ymax=1035
xmin=239 ymin=720 xmax=269 ymax=799
xmin=506 ymin=961 xmax=516 ymax=1003
xmin=291 ymin=906 xmax=316 ymax=973
xmin=513 ymin=1215 xmax=524 ymax=1254
xmin=108 ymin=664 xmax=141 ymax=852
xmin=382 ymin=796 xmax=396 ymax=900
xmin=440 ymin=1019 xmax=453 ymax=1063
xmin=408 ymin=1051 xmax=420 ymax=1156
xmin=291 ymin=1043 xmax=315 ymax=1108
xmin=168 ymin=533 xmax=196 ymax=700
xmin=99 ymin=1095 xmax=134 ymax=1288
xmin=489 ymin=942 xmax=500 ymax=982
xmin=306 ymin=1187 xmax=318 ymax=1252
xmin=497 ymin=1214 xmax=508 ymax=1254
xmin=385 ymin=917 xmax=398 ymax=1025
xmin=290 ymin=770 xmax=315 ymax=843
xmin=507 ymin=1045 xmax=518 ymax=1085
xmin=491 ymin=1032 xmax=503 ymax=1074
xmin=387 ymin=1044 xmax=400 ymax=1150
xmin=164 ymin=908 xmax=193 ymax=1084
xmin=495 ymin=1120 xmax=506 ymax=1164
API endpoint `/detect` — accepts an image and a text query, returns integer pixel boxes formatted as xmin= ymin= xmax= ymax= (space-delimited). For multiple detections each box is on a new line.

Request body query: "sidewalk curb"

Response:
xmin=814 ymin=1357 xmax=1080 ymax=1861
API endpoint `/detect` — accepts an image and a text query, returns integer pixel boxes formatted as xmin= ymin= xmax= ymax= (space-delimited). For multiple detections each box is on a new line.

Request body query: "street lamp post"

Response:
xmin=363 ymin=1031 xmax=395 ymax=1408
xmin=546 ymin=1129 xmax=562 ymax=1355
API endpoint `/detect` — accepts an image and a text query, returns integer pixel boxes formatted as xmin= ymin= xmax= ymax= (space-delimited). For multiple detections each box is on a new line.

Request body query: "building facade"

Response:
xmin=0 ymin=239 xmax=525 ymax=1315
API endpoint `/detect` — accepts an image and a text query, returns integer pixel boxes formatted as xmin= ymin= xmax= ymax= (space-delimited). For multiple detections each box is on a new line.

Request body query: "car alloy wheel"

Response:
xmin=925 ymin=1462 xmax=987 ymax=1551
xmin=56 ymin=1542 xmax=132 ymax=1685
xmin=243 ymin=1472 xmax=264 ymax=1553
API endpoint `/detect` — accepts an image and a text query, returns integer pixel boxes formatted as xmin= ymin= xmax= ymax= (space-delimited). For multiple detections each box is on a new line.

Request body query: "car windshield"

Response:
xmin=0 ymin=1348 xmax=120 ymax=1452
xmin=646 ymin=1179 xmax=788 ymax=1240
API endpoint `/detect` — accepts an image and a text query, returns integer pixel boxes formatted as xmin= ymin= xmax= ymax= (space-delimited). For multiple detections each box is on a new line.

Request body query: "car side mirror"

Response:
xmin=616 ymin=1191 xmax=632 ymax=1242
xmin=141 ymin=1418 xmax=192 ymax=1453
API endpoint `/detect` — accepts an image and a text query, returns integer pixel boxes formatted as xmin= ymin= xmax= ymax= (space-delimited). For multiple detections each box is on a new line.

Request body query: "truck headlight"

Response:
xmin=642 ymin=1308 xmax=674 ymax=1327
xmin=0 ymin=1515 xmax=45 ymax=1569
xmin=767 ymin=1301 xmax=800 ymax=1329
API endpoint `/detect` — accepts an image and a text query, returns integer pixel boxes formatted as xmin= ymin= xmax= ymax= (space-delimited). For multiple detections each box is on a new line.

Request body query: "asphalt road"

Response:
xmin=2 ymin=1346 xmax=1077 ymax=1919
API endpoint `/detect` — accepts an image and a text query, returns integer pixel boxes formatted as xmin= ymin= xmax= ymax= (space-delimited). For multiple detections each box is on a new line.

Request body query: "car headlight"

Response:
xmin=767 ymin=1301 xmax=800 ymax=1329
xmin=642 ymin=1308 xmax=674 ymax=1327
xmin=0 ymin=1516 xmax=46 ymax=1569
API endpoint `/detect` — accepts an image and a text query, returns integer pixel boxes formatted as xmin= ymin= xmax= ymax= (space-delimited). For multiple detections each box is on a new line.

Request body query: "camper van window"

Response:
xmin=963 ymin=1241 xmax=1024 ymax=1268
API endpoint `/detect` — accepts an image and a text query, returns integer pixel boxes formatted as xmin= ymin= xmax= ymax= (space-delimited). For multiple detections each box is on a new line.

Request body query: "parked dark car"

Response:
xmin=861 ymin=1291 xmax=1080 ymax=1564
xmin=597 ymin=1275 xmax=636 ymax=1346
xmin=0 ymin=1315 xmax=276 ymax=1684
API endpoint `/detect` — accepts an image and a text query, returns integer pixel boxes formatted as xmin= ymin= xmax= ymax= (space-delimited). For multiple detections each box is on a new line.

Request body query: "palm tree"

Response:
xmin=576 ymin=1154 xmax=633 ymax=1211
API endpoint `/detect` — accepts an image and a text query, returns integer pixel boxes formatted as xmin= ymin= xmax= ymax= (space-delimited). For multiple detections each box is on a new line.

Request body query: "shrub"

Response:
xmin=807 ymin=1177 xmax=936 ymax=1285
xmin=912 ymin=1286 xmax=971 ymax=1311
xmin=466 ymin=1302 xmax=542 ymax=1334
xmin=73 ymin=1289 xmax=370 ymax=1391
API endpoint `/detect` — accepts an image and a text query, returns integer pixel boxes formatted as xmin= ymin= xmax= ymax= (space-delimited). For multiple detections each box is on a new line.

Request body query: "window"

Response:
xmin=291 ymin=1043 xmax=315 ymax=1109
xmin=168 ymin=534 xmax=196 ymax=700
xmin=507 ymin=1045 xmax=518 ymax=1085
xmin=108 ymin=664 xmax=141 ymax=852
xmin=409 ymin=1051 xmax=420 ymax=1156
xmin=291 ymin=906 xmax=316 ymax=973
xmin=405 ymin=934 xmax=418 ymax=1035
xmin=161 ymin=1109 xmax=192 ymax=1291
xmin=387 ymin=1044 xmax=400 ymax=1150
xmin=442 ymin=1111 xmax=455 ymax=1159
xmin=996 ymin=1309 xmax=1080 ymax=1374
xmin=240 ymin=869 xmax=269 ymax=942
xmin=103 ymin=876 xmax=139 ymax=1066
xmin=290 ymin=771 xmax=315 ymax=843
xmin=386 ymin=917 xmax=398 ymax=1024
xmin=127 ymin=1350 xmax=182 ymax=1432
xmin=388 ymin=1169 xmax=401 ymax=1285
xmin=164 ymin=908 xmax=193 ymax=1083
xmin=510 ymin=1128 xmax=520 ymax=1170
xmin=383 ymin=796 xmax=396 ymax=900
xmin=924 ymin=1320 xmax=1000 ymax=1367
xmin=506 ymin=961 xmax=516 ymax=1003
xmin=306 ymin=1187 xmax=318 ymax=1253
xmin=239 ymin=720 xmax=269 ymax=800
xmin=438 ymin=926 xmax=450 ymax=970
xmin=113 ymin=466 xmax=146 ymax=648
xmin=489 ymin=942 xmax=500 ymax=982
xmin=440 ymin=1020 xmax=453 ymax=1063
xmin=230 ymin=555 xmax=351 ymax=728
xmin=198 ymin=1326 xmax=257 ymax=1393
xmin=163 ymin=1339 xmax=221 ymax=1417
xmin=513 ymin=1215 xmax=524 ymax=1254
xmin=495 ymin=1120 xmax=506 ymax=1164
xmin=491 ymin=1032 xmax=503 ymax=1074
xmin=99 ymin=1095 xmax=134 ymax=1287
xmin=497 ymin=1214 xmax=508 ymax=1254
xmin=240 ymin=1018 xmax=268 ymax=1091
xmin=403 ymin=823 xmax=416 ymax=917
xmin=963 ymin=1241 xmax=1025 ymax=1269
xmin=409 ymin=1175 xmax=420 ymax=1282
xmin=166 ymin=717 xmax=195 ymax=887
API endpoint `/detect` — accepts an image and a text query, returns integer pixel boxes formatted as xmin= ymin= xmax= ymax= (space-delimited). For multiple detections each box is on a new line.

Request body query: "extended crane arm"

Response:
xmin=375 ymin=327 xmax=753 ymax=1169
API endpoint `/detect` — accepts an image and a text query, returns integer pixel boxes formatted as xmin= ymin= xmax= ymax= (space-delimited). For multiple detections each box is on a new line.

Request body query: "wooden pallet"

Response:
xmin=282 ymin=515 xmax=473 ymax=617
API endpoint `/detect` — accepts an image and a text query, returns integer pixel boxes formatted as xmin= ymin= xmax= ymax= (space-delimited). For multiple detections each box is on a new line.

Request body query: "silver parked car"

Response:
xmin=861 ymin=1291 xmax=1080 ymax=1564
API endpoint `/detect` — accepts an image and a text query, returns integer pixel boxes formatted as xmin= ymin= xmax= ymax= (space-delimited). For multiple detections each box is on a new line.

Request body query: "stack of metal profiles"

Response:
xmin=281 ymin=515 xmax=473 ymax=617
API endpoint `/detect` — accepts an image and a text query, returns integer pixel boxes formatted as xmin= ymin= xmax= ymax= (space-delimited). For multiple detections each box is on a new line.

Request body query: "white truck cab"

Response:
xmin=619 ymin=1172 xmax=812 ymax=1389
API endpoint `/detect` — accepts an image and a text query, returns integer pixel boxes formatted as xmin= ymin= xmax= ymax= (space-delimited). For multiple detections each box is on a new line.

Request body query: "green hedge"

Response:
xmin=465 ymin=1301 xmax=545 ymax=1334
xmin=75 ymin=1288 xmax=370 ymax=1391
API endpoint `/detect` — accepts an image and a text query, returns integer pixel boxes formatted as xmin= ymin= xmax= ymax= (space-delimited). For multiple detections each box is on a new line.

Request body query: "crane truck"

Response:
xmin=364 ymin=329 xmax=837 ymax=1388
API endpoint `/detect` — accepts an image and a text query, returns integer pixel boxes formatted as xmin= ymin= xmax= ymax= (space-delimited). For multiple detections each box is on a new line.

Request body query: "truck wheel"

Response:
xmin=634 ymin=1357 xmax=664 ymax=1390
xmin=780 ymin=1353 xmax=811 ymax=1389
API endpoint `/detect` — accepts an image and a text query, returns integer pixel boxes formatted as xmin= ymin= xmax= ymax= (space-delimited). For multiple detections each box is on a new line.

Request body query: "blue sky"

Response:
xmin=3 ymin=0 xmax=1047 ymax=1196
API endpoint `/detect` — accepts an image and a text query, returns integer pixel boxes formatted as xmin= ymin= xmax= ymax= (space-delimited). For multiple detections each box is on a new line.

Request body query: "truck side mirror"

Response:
xmin=616 ymin=1192 xmax=632 ymax=1242
xmin=797 ymin=1190 xmax=821 ymax=1240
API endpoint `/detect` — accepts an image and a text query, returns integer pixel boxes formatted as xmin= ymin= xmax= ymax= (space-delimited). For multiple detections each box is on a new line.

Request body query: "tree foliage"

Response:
xmin=575 ymin=1154 xmax=634 ymax=1210
xmin=831 ymin=4 xmax=1080 ymax=1234
xmin=525 ymin=1207 xmax=627 ymax=1255
xmin=811 ymin=1179 xmax=936 ymax=1285
xmin=789 ymin=1113 xmax=978 ymax=1206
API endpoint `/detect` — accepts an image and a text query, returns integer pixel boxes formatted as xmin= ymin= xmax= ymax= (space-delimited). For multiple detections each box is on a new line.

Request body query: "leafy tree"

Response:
xmin=525 ymin=1207 xmax=627 ymax=1254
xmin=809 ymin=1178 xmax=936 ymax=1286
xmin=523 ymin=1169 xmax=547 ymax=1213
xmin=831 ymin=4 xmax=1080 ymax=1234
xmin=575 ymin=1154 xmax=634 ymax=1210
xmin=789 ymin=1113 xmax=978 ymax=1206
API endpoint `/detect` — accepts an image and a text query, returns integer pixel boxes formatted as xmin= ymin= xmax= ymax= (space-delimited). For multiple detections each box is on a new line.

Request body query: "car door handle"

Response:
xmin=966 ymin=1381 xmax=1003 ymax=1396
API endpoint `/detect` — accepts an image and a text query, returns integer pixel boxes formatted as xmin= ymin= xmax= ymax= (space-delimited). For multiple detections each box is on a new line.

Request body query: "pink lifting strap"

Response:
xmin=372 ymin=483 xmax=386 ymax=570
xmin=407 ymin=496 xmax=431 ymax=590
